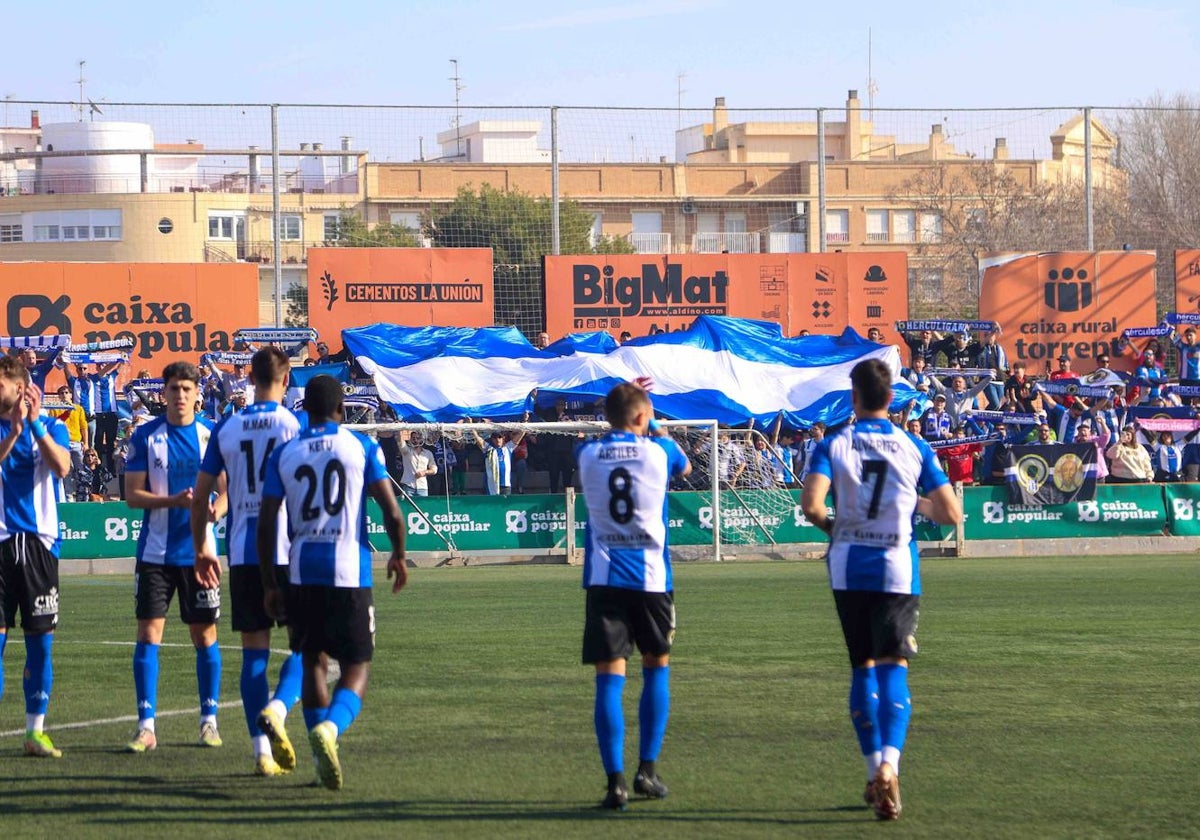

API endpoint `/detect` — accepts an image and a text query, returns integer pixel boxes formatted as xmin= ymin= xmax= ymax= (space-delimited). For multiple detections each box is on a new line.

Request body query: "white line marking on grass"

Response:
xmin=0 ymin=700 xmax=245 ymax=739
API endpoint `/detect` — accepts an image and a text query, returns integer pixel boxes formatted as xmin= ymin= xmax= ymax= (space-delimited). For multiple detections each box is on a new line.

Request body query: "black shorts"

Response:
xmin=286 ymin=585 xmax=375 ymax=664
xmin=582 ymin=586 xmax=675 ymax=664
xmin=0 ymin=534 xmax=59 ymax=633
xmin=230 ymin=565 xmax=289 ymax=634
xmin=134 ymin=562 xmax=221 ymax=625
xmin=833 ymin=590 xmax=920 ymax=667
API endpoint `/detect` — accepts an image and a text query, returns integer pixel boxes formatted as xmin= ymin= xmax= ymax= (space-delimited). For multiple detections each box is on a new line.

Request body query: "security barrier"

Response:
xmin=54 ymin=483 xmax=1187 ymax=563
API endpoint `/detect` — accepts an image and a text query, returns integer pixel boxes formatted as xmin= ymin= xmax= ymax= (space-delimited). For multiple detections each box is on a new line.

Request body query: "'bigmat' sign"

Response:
xmin=543 ymin=253 xmax=908 ymax=341
xmin=307 ymin=248 xmax=494 ymax=351
xmin=978 ymin=251 xmax=1157 ymax=370
xmin=0 ymin=262 xmax=258 ymax=367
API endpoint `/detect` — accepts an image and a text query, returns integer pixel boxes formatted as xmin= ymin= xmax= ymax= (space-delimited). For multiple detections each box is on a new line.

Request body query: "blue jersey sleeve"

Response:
xmin=198 ymin=416 xmax=230 ymax=477
xmin=125 ymin=425 xmax=149 ymax=472
xmin=361 ymin=434 xmax=389 ymax=485
xmin=916 ymin=437 xmax=951 ymax=494
xmin=651 ymin=436 xmax=689 ymax=476
xmin=261 ymin=441 xmax=286 ymax=501
xmin=808 ymin=438 xmax=833 ymax=479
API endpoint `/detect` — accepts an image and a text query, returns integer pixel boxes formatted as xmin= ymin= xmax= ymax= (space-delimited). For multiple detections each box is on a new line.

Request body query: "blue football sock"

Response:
xmin=594 ymin=673 xmax=626 ymax=775
xmin=876 ymin=663 xmax=912 ymax=760
xmin=241 ymin=648 xmax=270 ymax=737
xmin=195 ymin=641 xmax=222 ymax=720
xmin=271 ymin=652 xmax=303 ymax=711
xmin=638 ymin=666 xmax=670 ymax=762
xmin=23 ymin=633 xmax=53 ymax=716
xmin=849 ymin=665 xmax=882 ymax=757
xmin=133 ymin=641 xmax=160 ymax=721
xmin=0 ymin=631 xmax=8 ymax=702
xmin=303 ymin=706 xmax=330 ymax=731
xmin=326 ymin=687 xmax=363 ymax=736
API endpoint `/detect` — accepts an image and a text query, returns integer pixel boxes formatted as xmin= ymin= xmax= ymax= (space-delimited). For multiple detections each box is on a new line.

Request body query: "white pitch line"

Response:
xmin=0 ymin=700 xmax=244 ymax=738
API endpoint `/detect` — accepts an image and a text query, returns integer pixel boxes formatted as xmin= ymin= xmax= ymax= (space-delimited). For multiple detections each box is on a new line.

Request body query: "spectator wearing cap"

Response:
xmin=398 ymin=430 xmax=437 ymax=497
xmin=920 ymin=393 xmax=953 ymax=441
xmin=471 ymin=426 xmax=527 ymax=496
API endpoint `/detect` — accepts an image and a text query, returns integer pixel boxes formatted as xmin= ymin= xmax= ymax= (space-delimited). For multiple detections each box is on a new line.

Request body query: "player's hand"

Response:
xmin=633 ymin=375 xmax=655 ymax=392
xmin=24 ymin=384 xmax=43 ymax=419
xmin=172 ymin=487 xmax=195 ymax=508
xmin=7 ymin=396 xmax=24 ymax=432
xmin=194 ymin=552 xmax=222 ymax=589
xmin=387 ymin=552 xmax=408 ymax=593
xmin=263 ymin=588 xmax=287 ymax=621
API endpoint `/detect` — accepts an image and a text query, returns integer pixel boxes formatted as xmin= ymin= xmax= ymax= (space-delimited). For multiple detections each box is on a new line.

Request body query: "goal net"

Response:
xmin=346 ymin=418 xmax=801 ymax=560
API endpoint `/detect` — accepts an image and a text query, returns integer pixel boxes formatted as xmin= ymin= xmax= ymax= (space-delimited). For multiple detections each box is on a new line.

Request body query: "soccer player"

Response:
xmin=124 ymin=361 xmax=224 ymax=753
xmin=256 ymin=375 xmax=406 ymax=791
xmin=192 ymin=347 xmax=304 ymax=776
xmin=576 ymin=380 xmax=691 ymax=811
xmin=800 ymin=359 xmax=962 ymax=821
xmin=0 ymin=356 xmax=72 ymax=757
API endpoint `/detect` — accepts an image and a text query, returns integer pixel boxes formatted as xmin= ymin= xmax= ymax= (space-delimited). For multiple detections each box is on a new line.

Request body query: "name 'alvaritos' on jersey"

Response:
xmin=572 ymin=262 xmax=730 ymax=317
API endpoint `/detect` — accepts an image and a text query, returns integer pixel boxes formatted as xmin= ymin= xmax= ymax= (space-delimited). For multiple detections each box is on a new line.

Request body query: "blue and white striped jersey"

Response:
xmin=0 ymin=417 xmax=70 ymax=555
xmin=577 ymin=431 xmax=689 ymax=594
xmin=199 ymin=401 xmax=301 ymax=568
xmin=126 ymin=415 xmax=215 ymax=566
xmin=480 ymin=440 xmax=514 ymax=494
xmin=262 ymin=422 xmax=388 ymax=588
xmin=809 ymin=418 xmax=949 ymax=595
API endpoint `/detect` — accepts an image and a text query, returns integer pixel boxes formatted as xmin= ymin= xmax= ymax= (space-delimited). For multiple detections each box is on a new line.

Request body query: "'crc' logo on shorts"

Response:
xmin=195 ymin=589 xmax=221 ymax=609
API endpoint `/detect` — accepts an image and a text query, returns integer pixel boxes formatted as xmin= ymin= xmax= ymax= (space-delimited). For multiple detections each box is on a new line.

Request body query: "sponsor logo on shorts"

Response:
xmin=195 ymin=588 xmax=221 ymax=610
xmin=33 ymin=587 xmax=59 ymax=617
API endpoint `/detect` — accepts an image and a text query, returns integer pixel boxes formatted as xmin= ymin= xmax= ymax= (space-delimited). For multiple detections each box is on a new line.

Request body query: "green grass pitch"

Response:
xmin=0 ymin=555 xmax=1196 ymax=839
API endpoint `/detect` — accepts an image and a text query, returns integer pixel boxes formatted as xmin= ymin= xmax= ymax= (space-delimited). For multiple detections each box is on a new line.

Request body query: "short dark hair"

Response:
xmin=251 ymin=346 xmax=291 ymax=387
xmin=161 ymin=361 xmax=200 ymax=385
xmin=850 ymin=359 xmax=892 ymax=412
xmin=604 ymin=382 xmax=652 ymax=428
xmin=304 ymin=374 xmax=344 ymax=420
xmin=0 ymin=355 xmax=29 ymax=385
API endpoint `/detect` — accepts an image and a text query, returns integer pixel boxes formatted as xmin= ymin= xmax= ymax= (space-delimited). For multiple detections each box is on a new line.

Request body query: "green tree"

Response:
xmin=425 ymin=184 xmax=633 ymax=334
xmin=326 ymin=211 xmax=421 ymax=247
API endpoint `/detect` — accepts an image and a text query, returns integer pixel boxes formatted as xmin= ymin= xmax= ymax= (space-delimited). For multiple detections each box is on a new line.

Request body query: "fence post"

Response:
xmin=955 ymin=482 xmax=966 ymax=557
xmin=817 ymin=107 xmax=827 ymax=254
xmin=551 ymin=106 xmax=560 ymax=256
xmin=271 ymin=104 xmax=282 ymax=327
xmin=564 ymin=485 xmax=577 ymax=564
xmin=1084 ymin=106 xmax=1094 ymax=252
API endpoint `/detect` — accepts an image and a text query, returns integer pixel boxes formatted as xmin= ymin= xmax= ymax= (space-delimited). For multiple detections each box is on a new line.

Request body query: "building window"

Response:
xmin=0 ymin=224 xmax=21 ymax=243
xmin=27 ymin=209 xmax=121 ymax=242
xmin=388 ymin=211 xmax=420 ymax=230
xmin=278 ymin=214 xmax=302 ymax=241
xmin=589 ymin=213 xmax=602 ymax=249
xmin=825 ymin=209 xmax=849 ymax=245
xmin=33 ymin=225 xmax=60 ymax=241
xmin=919 ymin=212 xmax=943 ymax=244
xmin=323 ymin=213 xmax=341 ymax=242
xmin=910 ymin=268 xmax=945 ymax=305
xmin=865 ymin=209 xmax=889 ymax=243
xmin=893 ymin=211 xmax=916 ymax=243
xmin=208 ymin=214 xmax=235 ymax=239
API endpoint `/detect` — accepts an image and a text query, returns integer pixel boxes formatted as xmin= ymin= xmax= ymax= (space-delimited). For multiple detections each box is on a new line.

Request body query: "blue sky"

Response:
xmin=4 ymin=0 xmax=1197 ymax=108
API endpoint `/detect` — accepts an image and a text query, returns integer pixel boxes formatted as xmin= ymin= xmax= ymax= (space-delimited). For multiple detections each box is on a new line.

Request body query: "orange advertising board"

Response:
xmin=1174 ymin=249 xmax=1200 ymax=315
xmin=542 ymin=253 xmax=908 ymax=342
xmin=0 ymin=262 xmax=259 ymax=372
xmin=307 ymin=248 xmax=494 ymax=350
xmin=978 ymin=251 xmax=1157 ymax=372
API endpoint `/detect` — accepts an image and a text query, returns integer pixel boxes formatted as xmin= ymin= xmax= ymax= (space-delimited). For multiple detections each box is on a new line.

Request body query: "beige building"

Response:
xmin=0 ymin=93 xmax=1120 ymax=325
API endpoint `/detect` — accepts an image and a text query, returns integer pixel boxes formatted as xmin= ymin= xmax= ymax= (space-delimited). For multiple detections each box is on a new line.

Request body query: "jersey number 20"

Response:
xmin=294 ymin=460 xmax=347 ymax=521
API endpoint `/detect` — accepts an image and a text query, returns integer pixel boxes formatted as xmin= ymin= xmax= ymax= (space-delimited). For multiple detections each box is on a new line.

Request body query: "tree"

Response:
xmin=889 ymin=163 xmax=1131 ymax=317
xmin=425 ymin=184 xmax=633 ymax=334
xmin=326 ymin=211 xmax=421 ymax=247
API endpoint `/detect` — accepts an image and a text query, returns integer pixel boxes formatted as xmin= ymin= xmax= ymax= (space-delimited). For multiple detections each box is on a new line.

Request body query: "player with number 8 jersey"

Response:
xmin=576 ymin=381 xmax=691 ymax=811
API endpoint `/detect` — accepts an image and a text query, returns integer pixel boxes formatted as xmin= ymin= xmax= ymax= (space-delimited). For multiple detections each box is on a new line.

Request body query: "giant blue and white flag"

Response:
xmin=343 ymin=316 xmax=914 ymax=427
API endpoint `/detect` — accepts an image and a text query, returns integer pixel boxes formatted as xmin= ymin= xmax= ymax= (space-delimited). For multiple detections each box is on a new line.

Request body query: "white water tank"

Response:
xmin=40 ymin=121 xmax=154 ymax=193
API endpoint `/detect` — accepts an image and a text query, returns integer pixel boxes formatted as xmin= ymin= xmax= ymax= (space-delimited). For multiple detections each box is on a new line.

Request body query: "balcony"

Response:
xmin=629 ymin=232 xmax=672 ymax=253
xmin=767 ymin=232 xmax=807 ymax=253
xmin=865 ymin=232 xmax=889 ymax=243
xmin=203 ymin=239 xmax=329 ymax=264
xmin=691 ymin=231 xmax=760 ymax=254
xmin=825 ymin=232 xmax=850 ymax=245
